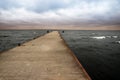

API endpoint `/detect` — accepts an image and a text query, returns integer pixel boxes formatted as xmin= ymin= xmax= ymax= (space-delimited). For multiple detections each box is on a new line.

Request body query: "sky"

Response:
xmin=0 ymin=0 xmax=120 ymax=30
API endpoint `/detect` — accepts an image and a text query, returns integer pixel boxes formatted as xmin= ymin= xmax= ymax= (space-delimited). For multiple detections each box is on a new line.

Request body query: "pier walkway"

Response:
xmin=0 ymin=31 xmax=91 ymax=80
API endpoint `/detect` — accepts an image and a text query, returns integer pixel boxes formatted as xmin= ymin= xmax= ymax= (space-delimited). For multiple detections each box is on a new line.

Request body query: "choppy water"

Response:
xmin=60 ymin=30 xmax=120 ymax=80
xmin=0 ymin=30 xmax=47 ymax=52
xmin=0 ymin=30 xmax=120 ymax=80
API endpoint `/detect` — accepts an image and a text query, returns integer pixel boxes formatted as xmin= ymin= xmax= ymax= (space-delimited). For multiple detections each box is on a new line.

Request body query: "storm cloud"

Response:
xmin=0 ymin=0 xmax=120 ymax=29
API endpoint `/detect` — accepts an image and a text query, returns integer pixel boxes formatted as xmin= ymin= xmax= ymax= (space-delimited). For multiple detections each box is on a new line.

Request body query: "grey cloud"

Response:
xmin=0 ymin=0 xmax=120 ymax=28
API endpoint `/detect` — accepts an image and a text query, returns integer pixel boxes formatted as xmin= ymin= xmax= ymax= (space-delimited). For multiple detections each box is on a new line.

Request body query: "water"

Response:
xmin=0 ymin=30 xmax=120 ymax=80
xmin=60 ymin=30 xmax=120 ymax=80
xmin=0 ymin=30 xmax=47 ymax=52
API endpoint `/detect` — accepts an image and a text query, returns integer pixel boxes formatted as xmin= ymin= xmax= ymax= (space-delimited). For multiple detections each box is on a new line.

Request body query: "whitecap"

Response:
xmin=91 ymin=36 xmax=106 ymax=39
xmin=116 ymin=41 xmax=120 ymax=44
xmin=34 ymin=32 xmax=37 ymax=34
xmin=112 ymin=36 xmax=118 ymax=38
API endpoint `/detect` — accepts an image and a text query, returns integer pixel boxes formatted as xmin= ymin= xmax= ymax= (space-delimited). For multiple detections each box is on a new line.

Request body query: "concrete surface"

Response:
xmin=0 ymin=31 xmax=90 ymax=80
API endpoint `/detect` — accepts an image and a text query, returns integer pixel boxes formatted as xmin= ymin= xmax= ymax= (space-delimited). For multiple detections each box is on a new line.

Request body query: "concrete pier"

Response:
xmin=0 ymin=31 xmax=91 ymax=80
